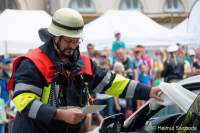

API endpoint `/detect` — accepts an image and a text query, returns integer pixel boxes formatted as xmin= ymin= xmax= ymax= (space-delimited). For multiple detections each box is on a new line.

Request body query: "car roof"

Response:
xmin=178 ymin=75 xmax=200 ymax=86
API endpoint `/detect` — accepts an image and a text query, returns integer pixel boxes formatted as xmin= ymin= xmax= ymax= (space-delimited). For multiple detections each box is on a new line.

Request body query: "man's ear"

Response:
xmin=53 ymin=36 xmax=59 ymax=43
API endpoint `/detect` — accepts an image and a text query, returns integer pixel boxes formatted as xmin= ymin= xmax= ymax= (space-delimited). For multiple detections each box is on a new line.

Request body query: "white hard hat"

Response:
xmin=188 ymin=49 xmax=195 ymax=56
xmin=48 ymin=8 xmax=84 ymax=38
xmin=167 ymin=45 xmax=178 ymax=53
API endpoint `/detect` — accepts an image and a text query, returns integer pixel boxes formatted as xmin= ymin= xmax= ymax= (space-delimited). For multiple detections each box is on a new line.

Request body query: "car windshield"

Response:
xmin=153 ymin=105 xmax=182 ymax=118
xmin=153 ymin=89 xmax=200 ymax=118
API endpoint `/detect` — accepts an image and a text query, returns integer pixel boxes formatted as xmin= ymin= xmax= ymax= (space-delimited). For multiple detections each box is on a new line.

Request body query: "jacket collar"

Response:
xmin=39 ymin=39 xmax=85 ymax=75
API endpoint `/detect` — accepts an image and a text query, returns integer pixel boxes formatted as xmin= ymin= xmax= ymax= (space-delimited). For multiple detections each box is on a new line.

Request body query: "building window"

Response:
xmin=119 ymin=0 xmax=143 ymax=11
xmin=164 ymin=0 xmax=184 ymax=12
xmin=69 ymin=0 xmax=96 ymax=13
xmin=0 ymin=0 xmax=17 ymax=12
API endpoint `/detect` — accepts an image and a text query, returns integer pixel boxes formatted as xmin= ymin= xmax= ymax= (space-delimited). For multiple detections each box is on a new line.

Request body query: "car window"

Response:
xmin=153 ymin=90 xmax=200 ymax=118
xmin=152 ymin=104 xmax=183 ymax=118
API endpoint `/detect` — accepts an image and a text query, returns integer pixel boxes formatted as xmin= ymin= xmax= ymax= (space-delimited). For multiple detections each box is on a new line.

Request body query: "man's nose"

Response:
xmin=65 ymin=43 xmax=77 ymax=49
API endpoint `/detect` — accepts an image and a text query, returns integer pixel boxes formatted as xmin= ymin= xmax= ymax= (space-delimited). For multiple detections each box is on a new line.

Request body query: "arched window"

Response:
xmin=164 ymin=0 xmax=185 ymax=12
xmin=119 ymin=0 xmax=143 ymax=11
xmin=69 ymin=0 xmax=96 ymax=13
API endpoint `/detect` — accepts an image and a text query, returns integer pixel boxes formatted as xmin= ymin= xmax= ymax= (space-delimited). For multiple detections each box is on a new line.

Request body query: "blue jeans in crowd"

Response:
xmin=96 ymin=97 xmax=114 ymax=117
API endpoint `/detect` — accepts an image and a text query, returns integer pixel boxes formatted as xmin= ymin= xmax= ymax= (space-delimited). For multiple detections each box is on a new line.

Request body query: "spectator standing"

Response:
xmin=192 ymin=48 xmax=200 ymax=75
xmin=152 ymin=49 xmax=164 ymax=86
xmin=0 ymin=56 xmax=14 ymax=133
xmin=138 ymin=64 xmax=150 ymax=86
xmin=115 ymin=48 xmax=135 ymax=79
xmin=0 ymin=97 xmax=6 ymax=133
xmin=177 ymin=47 xmax=192 ymax=78
xmin=188 ymin=49 xmax=196 ymax=67
xmin=113 ymin=62 xmax=127 ymax=115
xmin=0 ymin=55 xmax=13 ymax=103
xmin=113 ymin=53 xmax=137 ymax=117
xmin=136 ymin=45 xmax=151 ymax=69
xmin=0 ymin=56 xmax=11 ymax=82
xmin=87 ymin=43 xmax=95 ymax=59
xmin=132 ymin=48 xmax=145 ymax=75
xmin=137 ymin=64 xmax=150 ymax=108
xmin=102 ymin=47 xmax=114 ymax=66
xmin=112 ymin=32 xmax=126 ymax=53
xmin=95 ymin=59 xmax=113 ymax=117
xmin=162 ymin=45 xmax=184 ymax=82
xmin=92 ymin=50 xmax=101 ymax=65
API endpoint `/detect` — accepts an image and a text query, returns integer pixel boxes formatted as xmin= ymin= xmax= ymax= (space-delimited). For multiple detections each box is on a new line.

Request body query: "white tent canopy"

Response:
xmin=188 ymin=0 xmax=200 ymax=33
xmin=81 ymin=10 xmax=200 ymax=51
xmin=173 ymin=0 xmax=200 ymax=35
xmin=172 ymin=18 xmax=200 ymax=48
xmin=81 ymin=10 xmax=174 ymax=51
xmin=172 ymin=18 xmax=188 ymax=34
xmin=0 ymin=9 xmax=51 ymax=54
xmin=172 ymin=0 xmax=200 ymax=48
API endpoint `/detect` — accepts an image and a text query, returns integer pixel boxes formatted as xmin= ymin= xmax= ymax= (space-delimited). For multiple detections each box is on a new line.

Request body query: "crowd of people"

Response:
xmin=0 ymin=55 xmax=16 ymax=133
xmin=84 ymin=32 xmax=200 ymax=130
xmin=0 ymin=32 xmax=200 ymax=133
xmin=0 ymin=33 xmax=200 ymax=132
xmin=0 ymin=8 xmax=199 ymax=131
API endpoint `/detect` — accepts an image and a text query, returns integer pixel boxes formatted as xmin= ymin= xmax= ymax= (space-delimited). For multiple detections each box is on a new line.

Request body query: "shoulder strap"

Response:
xmin=79 ymin=53 xmax=93 ymax=76
xmin=7 ymin=48 xmax=55 ymax=91
xmin=25 ymin=48 xmax=56 ymax=83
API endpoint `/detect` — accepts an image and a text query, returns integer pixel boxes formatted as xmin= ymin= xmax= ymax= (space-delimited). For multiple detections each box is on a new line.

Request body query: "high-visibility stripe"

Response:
xmin=93 ymin=72 xmax=112 ymax=93
xmin=12 ymin=93 xmax=40 ymax=112
xmin=41 ymin=85 xmax=51 ymax=104
xmin=28 ymin=100 xmax=43 ymax=119
xmin=14 ymin=83 xmax=42 ymax=96
xmin=105 ymin=74 xmax=129 ymax=97
xmin=125 ymin=80 xmax=138 ymax=98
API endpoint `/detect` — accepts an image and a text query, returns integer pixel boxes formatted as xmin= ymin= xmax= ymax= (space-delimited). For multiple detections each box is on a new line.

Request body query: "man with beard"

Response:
xmin=8 ymin=8 xmax=161 ymax=133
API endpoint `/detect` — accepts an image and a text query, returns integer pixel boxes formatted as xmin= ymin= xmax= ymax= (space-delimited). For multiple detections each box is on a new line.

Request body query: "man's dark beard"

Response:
xmin=53 ymin=37 xmax=80 ymax=65
xmin=62 ymin=47 xmax=80 ymax=73
xmin=60 ymin=48 xmax=76 ymax=58
xmin=54 ymin=37 xmax=74 ymax=58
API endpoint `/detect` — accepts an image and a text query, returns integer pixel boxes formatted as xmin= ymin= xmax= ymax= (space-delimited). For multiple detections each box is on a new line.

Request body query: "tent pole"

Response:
xmin=4 ymin=40 xmax=8 ymax=55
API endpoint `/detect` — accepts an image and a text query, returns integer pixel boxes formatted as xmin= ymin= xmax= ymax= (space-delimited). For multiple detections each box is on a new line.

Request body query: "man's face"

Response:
xmin=141 ymin=64 xmax=147 ymax=73
xmin=115 ymin=34 xmax=121 ymax=40
xmin=135 ymin=52 xmax=141 ymax=60
xmin=190 ymin=55 xmax=195 ymax=60
xmin=56 ymin=36 xmax=80 ymax=57
xmin=114 ymin=65 xmax=123 ymax=74
xmin=3 ymin=64 xmax=11 ymax=72
xmin=87 ymin=46 xmax=94 ymax=55
xmin=116 ymin=49 xmax=126 ymax=62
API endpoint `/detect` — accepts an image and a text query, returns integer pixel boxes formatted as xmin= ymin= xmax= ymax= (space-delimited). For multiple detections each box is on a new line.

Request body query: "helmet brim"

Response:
xmin=38 ymin=28 xmax=52 ymax=42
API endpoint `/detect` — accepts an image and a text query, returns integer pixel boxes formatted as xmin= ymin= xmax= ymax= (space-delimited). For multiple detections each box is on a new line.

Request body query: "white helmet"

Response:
xmin=167 ymin=45 xmax=178 ymax=53
xmin=48 ymin=8 xmax=84 ymax=38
